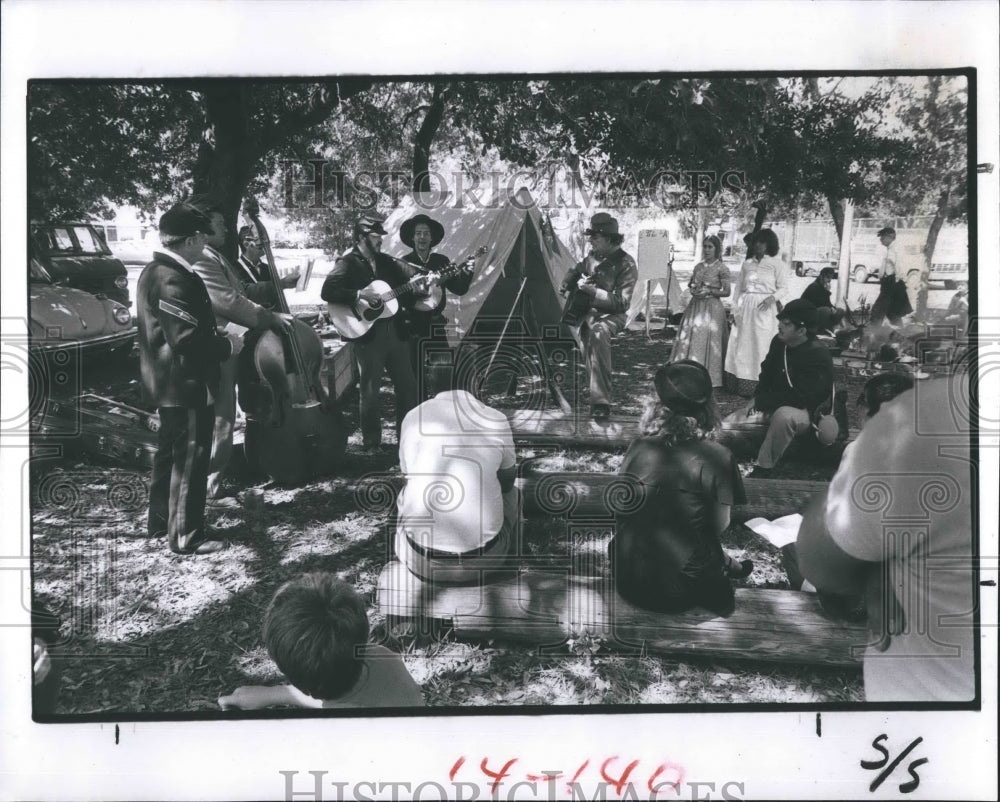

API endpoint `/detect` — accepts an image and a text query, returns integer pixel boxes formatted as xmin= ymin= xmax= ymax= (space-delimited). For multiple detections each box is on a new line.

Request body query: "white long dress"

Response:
xmin=723 ymin=256 xmax=793 ymax=396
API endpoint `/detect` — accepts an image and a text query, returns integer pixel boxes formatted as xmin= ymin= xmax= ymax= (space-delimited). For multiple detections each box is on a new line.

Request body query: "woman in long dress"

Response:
xmin=670 ymin=235 xmax=731 ymax=387
xmin=723 ymin=229 xmax=793 ymax=396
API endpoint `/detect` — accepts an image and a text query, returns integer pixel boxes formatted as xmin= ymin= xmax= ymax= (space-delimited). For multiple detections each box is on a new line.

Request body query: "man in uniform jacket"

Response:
xmin=726 ymin=299 xmax=834 ymax=469
xmin=186 ymin=195 xmax=292 ymax=504
xmin=321 ymin=212 xmax=418 ymax=451
xmin=136 ymin=203 xmax=233 ymax=555
xmin=560 ymin=212 xmax=638 ymax=421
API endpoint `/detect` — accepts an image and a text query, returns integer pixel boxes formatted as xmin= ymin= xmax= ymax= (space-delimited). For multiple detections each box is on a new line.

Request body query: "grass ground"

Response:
xmin=31 ymin=319 xmax=869 ymax=715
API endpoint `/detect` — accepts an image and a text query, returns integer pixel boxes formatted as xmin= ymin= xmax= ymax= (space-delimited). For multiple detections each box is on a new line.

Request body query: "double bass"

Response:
xmin=237 ymin=198 xmax=345 ymax=483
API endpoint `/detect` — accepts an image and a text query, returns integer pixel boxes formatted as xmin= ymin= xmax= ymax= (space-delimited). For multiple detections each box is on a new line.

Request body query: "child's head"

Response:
xmin=262 ymin=573 xmax=370 ymax=701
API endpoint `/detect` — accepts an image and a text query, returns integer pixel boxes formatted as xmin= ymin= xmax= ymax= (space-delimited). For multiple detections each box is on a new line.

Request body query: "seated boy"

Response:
xmin=218 ymin=573 xmax=424 ymax=709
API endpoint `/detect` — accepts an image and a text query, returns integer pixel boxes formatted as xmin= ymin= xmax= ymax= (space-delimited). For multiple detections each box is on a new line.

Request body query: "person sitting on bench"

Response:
xmin=394 ymin=350 xmax=519 ymax=585
xmin=796 ymin=378 xmax=974 ymax=702
xmin=724 ymin=299 xmax=834 ymax=470
xmin=609 ymin=360 xmax=752 ymax=618
xmin=799 ymin=267 xmax=845 ymax=334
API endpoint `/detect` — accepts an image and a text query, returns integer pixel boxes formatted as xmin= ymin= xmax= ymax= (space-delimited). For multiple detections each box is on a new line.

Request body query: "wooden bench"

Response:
xmin=378 ymin=562 xmax=866 ymax=667
xmin=502 ymin=408 xmax=858 ymax=457
xmin=352 ymin=471 xmax=826 ymax=523
xmin=520 ymin=470 xmax=827 ymax=523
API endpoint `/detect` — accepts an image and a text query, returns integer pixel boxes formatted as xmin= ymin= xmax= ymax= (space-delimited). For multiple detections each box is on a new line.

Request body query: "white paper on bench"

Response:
xmin=744 ymin=513 xmax=803 ymax=548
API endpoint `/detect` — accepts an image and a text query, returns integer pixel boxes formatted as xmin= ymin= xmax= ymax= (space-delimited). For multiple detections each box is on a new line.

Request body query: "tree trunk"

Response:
xmin=827 ymin=194 xmax=845 ymax=242
xmin=835 ymin=199 xmax=855 ymax=306
xmin=412 ymin=85 xmax=447 ymax=193
xmin=192 ymin=84 xmax=258 ymax=263
xmin=917 ymin=188 xmax=949 ymax=320
xmin=692 ymin=207 xmax=706 ymax=264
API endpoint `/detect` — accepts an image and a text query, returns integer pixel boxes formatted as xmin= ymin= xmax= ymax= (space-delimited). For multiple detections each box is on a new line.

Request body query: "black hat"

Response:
xmin=876 ymin=226 xmax=896 ymax=238
xmin=653 ymin=360 xmax=713 ymax=415
xmin=159 ymin=203 xmax=214 ymax=238
xmin=400 ymin=214 xmax=445 ymax=248
xmin=357 ymin=212 xmax=388 ymax=236
xmin=584 ymin=212 xmax=620 ymax=237
xmin=777 ymin=298 xmax=818 ymax=329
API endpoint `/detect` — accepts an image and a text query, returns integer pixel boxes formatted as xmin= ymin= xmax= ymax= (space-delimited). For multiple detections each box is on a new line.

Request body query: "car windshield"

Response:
xmin=33 ymin=225 xmax=109 ymax=255
xmin=71 ymin=226 xmax=108 ymax=253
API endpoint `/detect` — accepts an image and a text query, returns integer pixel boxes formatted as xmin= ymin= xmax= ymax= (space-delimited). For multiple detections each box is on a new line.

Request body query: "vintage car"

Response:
xmin=29 ymin=258 xmax=136 ymax=361
xmin=31 ymin=222 xmax=130 ymax=306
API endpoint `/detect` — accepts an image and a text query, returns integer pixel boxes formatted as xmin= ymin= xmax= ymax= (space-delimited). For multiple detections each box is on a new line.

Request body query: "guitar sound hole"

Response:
xmin=362 ymin=306 xmax=383 ymax=321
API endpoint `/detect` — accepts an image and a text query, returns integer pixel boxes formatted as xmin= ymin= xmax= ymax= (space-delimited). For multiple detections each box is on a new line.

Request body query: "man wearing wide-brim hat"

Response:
xmin=397 ymin=213 xmax=473 ymax=382
xmin=723 ymin=298 xmax=835 ymax=471
xmin=136 ymin=202 xmax=236 ymax=555
xmin=559 ymin=212 xmax=639 ymax=421
xmin=321 ymin=211 xmax=418 ymax=452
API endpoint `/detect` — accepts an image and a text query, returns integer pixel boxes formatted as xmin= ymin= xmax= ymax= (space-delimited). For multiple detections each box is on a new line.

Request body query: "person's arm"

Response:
xmin=496 ymin=464 xmax=517 ymax=494
xmin=321 ymin=256 xmax=366 ymax=306
xmin=586 ymin=253 xmax=638 ymax=314
xmin=443 ymin=253 xmax=474 ymax=296
xmin=752 ymin=341 xmax=786 ymax=413
xmin=796 ymin=488 xmax=870 ymax=596
xmin=155 ymin=271 xmax=232 ymax=363
xmin=192 ymin=253 xmax=273 ymax=330
xmin=243 ymin=279 xmax=282 ymax=308
xmin=713 ymin=263 xmax=732 ymax=299
xmin=218 ymin=684 xmax=322 ymax=710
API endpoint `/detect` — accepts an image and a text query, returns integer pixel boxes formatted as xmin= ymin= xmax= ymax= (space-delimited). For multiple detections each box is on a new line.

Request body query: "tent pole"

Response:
xmin=644 ymin=278 xmax=652 ymax=339
xmin=484 ymin=277 xmax=529 ymax=389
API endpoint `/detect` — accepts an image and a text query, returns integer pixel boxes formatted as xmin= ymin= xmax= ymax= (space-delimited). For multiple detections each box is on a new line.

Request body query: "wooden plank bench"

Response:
xmin=352 ymin=471 xmax=826 ymax=523
xmin=520 ymin=471 xmax=827 ymax=522
xmin=378 ymin=562 xmax=866 ymax=667
xmin=502 ymin=408 xmax=858 ymax=457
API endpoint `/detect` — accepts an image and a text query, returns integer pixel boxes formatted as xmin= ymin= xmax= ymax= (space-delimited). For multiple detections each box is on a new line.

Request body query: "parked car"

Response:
xmin=794 ymin=260 xmax=838 ymax=278
xmin=850 ymin=228 xmax=968 ymax=289
xmin=29 ymin=258 xmax=136 ymax=361
xmin=31 ymin=222 xmax=130 ymax=306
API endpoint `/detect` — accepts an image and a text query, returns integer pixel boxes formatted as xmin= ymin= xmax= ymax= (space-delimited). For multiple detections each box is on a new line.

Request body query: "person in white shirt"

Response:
xmin=796 ymin=377 xmax=975 ymax=701
xmin=394 ymin=351 xmax=518 ymax=584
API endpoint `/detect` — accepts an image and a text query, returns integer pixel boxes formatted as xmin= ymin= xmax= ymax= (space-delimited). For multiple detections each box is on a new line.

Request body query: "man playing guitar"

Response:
xmin=320 ymin=213 xmax=418 ymax=452
xmin=398 ymin=213 xmax=473 ymax=395
xmin=560 ymin=212 xmax=638 ymax=421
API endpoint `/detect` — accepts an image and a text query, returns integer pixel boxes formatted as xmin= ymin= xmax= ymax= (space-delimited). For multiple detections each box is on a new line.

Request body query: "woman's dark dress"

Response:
xmin=609 ymin=436 xmax=746 ymax=616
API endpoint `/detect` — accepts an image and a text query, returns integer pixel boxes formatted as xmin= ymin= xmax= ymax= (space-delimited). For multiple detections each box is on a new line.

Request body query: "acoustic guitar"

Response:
xmin=561 ymin=255 xmax=601 ymax=326
xmin=327 ymin=246 xmax=486 ymax=340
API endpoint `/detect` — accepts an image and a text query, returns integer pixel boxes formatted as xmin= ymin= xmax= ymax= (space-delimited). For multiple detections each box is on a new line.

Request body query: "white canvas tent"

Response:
xmin=626 ymin=229 xmax=685 ymax=329
xmin=382 ymin=189 xmax=577 ymax=347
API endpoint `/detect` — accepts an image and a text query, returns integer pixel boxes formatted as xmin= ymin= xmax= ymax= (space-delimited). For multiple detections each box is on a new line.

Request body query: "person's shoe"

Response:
xmin=206 ymin=496 xmax=240 ymax=511
xmin=591 ymin=404 xmax=611 ymax=422
xmin=190 ymin=538 xmax=228 ymax=555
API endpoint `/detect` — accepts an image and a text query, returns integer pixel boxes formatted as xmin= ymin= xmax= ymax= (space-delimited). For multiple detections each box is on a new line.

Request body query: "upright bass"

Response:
xmin=237 ymin=198 xmax=345 ymax=483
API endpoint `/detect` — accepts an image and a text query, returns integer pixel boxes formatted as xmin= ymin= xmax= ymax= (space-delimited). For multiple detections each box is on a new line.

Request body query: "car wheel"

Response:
xmin=794 ymin=262 xmax=805 ymax=277
xmin=853 ymin=265 xmax=868 ymax=283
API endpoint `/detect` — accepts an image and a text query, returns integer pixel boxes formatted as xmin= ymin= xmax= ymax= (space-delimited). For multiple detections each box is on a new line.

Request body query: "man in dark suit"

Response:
xmin=321 ymin=212 xmax=418 ymax=452
xmin=236 ymin=224 xmax=300 ymax=305
xmin=136 ymin=203 xmax=234 ymax=555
